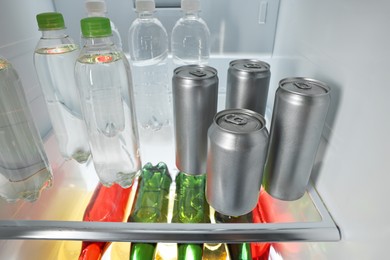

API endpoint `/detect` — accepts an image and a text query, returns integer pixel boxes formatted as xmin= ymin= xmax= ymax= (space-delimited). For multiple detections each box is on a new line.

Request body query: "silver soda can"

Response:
xmin=206 ymin=109 xmax=269 ymax=216
xmin=173 ymin=65 xmax=218 ymax=175
xmin=263 ymin=77 xmax=331 ymax=201
xmin=225 ymin=59 xmax=271 ymax=116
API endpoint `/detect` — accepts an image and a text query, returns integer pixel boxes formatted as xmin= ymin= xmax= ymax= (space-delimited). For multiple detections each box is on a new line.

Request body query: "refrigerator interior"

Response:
xmin=0 ymin=0 xmax=389 ymax=259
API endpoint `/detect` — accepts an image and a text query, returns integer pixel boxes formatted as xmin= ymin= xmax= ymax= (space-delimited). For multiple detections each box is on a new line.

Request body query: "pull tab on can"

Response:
xmin=244 ymin=63 xmax=263 ymax=69
xmin=189 ymin=69 xmax=207 ymax=77
xmin=294 ymin=82 xmax=312 ymax=90
xmin=224 ymin=114 xmax=248 ymax=125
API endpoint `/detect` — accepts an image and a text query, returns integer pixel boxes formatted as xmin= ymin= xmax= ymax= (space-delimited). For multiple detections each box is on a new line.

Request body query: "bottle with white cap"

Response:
xmin=84 ymin=0 xmax=122 ymax=50
xmin=171 ymin=0 xmax=210 ymax=65
xmin=128 ymin=0 xmax=172 ymax=134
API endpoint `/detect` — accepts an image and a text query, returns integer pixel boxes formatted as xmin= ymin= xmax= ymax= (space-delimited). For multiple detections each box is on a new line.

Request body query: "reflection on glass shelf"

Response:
xmin=257 ymin=189 xmax=322 ymax=223
xmin=0 ymin=163 xmax=322 ymax=225
xmin=0 ymin=136 xmax=320 ymax=224
xmin=0 ymin=157 xmax=95 ymax=221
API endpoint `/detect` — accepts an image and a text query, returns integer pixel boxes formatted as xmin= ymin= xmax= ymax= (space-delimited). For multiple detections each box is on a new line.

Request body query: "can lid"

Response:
xmin=174 ymin=65 xmax=217 ymax=80
xmin=215 ymin=109 xmax=265 ymax=133
xmin=280 ymin=77 xmax=330 ymax=96
xmin=229 ymin=59 xmax=270 ymax=73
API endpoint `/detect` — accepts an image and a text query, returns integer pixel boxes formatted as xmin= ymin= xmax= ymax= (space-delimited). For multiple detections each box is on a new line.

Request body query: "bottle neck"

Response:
xmin=41 ymin=29 xmax=67 ymax=39
xmin=137 ymin=11 xmax=155 ymax=20
xmin=82 ymin=36 xmax=114 ymax=48
xmin=87 ymin=11 xmax=107 ymax=17
xmin=183 ymin=11 xmax=200 ymax=19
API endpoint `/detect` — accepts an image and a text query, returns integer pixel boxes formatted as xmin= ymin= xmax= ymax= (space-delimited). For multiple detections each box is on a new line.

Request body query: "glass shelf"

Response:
xmin=0 ymin=132 xmax=340 ymax=243
xmin=0 ymin=186 xmax=340 ymax=243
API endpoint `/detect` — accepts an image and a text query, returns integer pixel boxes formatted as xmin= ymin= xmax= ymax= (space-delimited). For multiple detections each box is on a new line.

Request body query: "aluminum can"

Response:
xmin=206 ymin=108 xmax=269 ymax=216
xmin=263 ymin=77 xmax=331 ymax=201
xmin=225 ymin=59 xmax=271 ymax=116
xmin=173 ymin=65 xmax=218 ymax=175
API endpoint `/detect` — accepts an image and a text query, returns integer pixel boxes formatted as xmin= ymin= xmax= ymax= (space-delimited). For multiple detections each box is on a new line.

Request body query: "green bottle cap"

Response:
xmin=36 ymin=12 xmax=65 ymax=30
xmin=81 ymin=17 xmax=112 ymax=38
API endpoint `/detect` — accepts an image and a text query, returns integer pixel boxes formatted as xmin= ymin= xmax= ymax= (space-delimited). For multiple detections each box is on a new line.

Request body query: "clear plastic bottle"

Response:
xmin=84 ymin=0 xmax=123 ymax=50
xmin=75 ymin=17 xmax=141 ymax=188
xmin=34 ymin=12 xmax=91 ymax=163
xmin=128 ymin=0 xmax=171 ymax=131
xmin=0 ymin=57 xmax=52 ymax=202
xmin=171 ymin=0 xmax=210 ymax=65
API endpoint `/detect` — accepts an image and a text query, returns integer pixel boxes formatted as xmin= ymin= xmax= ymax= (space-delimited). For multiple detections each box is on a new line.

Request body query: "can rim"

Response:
xmin=229 ymin=59 xmax=270 ymax=71
xmin=173 ymin=65 xmax=217 ymax=80
xmin=213 ymin=108 xmax=267 ymax=134
xmin=279 ymin=77 xmax=330 ymax=96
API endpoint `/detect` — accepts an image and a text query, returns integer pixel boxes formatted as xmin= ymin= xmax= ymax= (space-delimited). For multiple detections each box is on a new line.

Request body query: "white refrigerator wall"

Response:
xmin=0 ymin=0 xmax=54 ymax=137
xmin=271 ymin=0 xmax=390 ymax=259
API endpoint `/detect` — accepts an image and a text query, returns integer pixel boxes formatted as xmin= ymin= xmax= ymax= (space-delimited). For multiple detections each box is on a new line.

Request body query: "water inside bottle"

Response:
xmin=34 ymin=44 xmax=91 ymax=163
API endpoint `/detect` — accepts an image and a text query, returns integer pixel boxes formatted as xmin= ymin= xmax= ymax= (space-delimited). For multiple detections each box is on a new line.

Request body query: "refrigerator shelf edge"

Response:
xmin=0 ymin=183 xmax=340 ymax=243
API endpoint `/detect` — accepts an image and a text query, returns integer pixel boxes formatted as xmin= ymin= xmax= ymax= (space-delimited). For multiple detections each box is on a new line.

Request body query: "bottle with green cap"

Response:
xmin=83 ymin=0 xmax=122 ymax=50
xmin=75 ymin=17 xmax=141 ymax=188
xmin=34 ymin=12 xmax=91 ymax=164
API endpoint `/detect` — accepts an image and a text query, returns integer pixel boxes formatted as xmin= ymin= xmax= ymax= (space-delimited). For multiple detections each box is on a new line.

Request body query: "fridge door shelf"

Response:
xmin=0 ymin=134 xmax=340 ymax=243
xmin=0 ymin=183 xmax=340 ymax=243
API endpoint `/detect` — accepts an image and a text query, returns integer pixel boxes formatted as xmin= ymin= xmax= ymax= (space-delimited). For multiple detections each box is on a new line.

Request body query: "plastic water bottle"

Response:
xmin=75 ymin=17 xmax=141 ymax=188
xmin=84 ymin=0 xmax=123 ymax=50
xmin=128 ymin=0 xmax=171 ymax=131
xmin=171 ymin=0 xmax=210 ymax=65
xmin=34 ymin=12 xmax=91 ymax=163
xmin=0 ymin=56 xmax=52 ymax=202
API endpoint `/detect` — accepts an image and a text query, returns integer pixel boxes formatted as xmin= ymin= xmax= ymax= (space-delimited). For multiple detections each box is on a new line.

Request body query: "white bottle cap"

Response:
xmin=85 ymin=0 xmax=107 ymax=15
xmin=136 ymin=0 xmax=155 ymax=12
xmin=181 ymin=0 xmax=200 ymax=12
